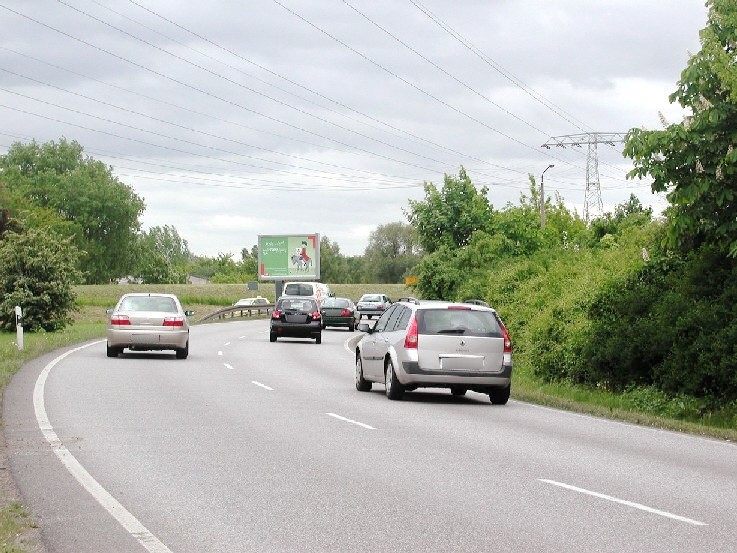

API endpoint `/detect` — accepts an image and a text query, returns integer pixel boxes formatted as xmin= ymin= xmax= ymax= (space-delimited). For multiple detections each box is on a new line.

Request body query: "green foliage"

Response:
xmin=406 ymin=167 xmax=494 ymax=253
xmin=624 ymin=1 xmax=737 ymax=257
xmin=574 ymin=246 xmax=737 ymax=409
xmin=134 ymin=225 xmax=191 ymax=284
xmin=0 ymin=139 xmax=145 ymax=282
xmin=319 ymin=235 xmax=353 ymax=283
xmin=588 ymin=194 xmax=653 ymax=246
xmin=0 ymin=229 xmax=81 ymax=332
xmin=412 ymin=247 xmax=463 ymax=299
xmin=362 ymin=222 xmax=422 ymax=283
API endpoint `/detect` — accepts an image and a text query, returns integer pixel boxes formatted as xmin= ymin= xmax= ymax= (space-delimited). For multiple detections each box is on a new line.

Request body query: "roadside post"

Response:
xmin=15 ymin=306 xmax=24 ymax=351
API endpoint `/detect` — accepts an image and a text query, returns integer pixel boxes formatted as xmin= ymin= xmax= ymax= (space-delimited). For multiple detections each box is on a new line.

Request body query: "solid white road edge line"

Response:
xmin=252 ymin=381 xmax=274 ymax=391
xmin=539 ymin=479 xmax=708 ymax=526
xmin=33 ymin=340 xmax=173 ymax=553
xmin=326 ymin=413 xmax=375 ymax=430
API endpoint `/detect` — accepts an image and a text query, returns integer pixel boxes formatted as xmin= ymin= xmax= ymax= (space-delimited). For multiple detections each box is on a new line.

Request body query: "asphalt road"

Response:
xmin=4 ymin=319 xmax=737 ymax=552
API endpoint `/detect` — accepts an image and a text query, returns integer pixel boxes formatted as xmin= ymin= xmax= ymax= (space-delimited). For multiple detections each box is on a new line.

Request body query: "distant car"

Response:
xmin=282 ymin=281 xmax=331 ymax=308
xmin=354 ymin=298 xmax=513 ymax=404
xmin=106 ymin=293 xmax=193 ymax=359
xmin=320 ymin=297 xmax=360 ymax=331
xmin=356 ymin=293 xmax=392 ymax=319
xmin=270 ymin=296 xmax=322 ymax=344
xmin=234 ymin=296 xmax=270 ymax=307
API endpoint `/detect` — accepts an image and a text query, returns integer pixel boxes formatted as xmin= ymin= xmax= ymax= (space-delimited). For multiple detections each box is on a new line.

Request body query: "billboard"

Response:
xmin=258 ymin=234 xmax=320 ymax=281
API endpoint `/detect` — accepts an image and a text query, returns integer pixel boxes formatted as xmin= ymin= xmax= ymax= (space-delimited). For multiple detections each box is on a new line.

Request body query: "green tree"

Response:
xmin=0 ymin=139 xmax=145 ymax=282
xmin=319 ymin=235 xmax=351 ymax=283
xmin=0 ymin=229 xmax=82 ymax=331
xmin=625 ymin=0 xmax=737 ymax=257
xmin=406 ymin=167 xmax=493 ymax=253
xmin=134 ymin=225 xmax=191 ymax=284
xmin=362 ymin=222 xmax=422 ymax=283
xmin=239 ymin=245 xmax=259 ymax=279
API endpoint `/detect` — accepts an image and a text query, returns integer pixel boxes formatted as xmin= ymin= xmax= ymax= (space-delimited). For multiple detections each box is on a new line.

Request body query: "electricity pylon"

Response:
xmin=542 ymin=132 xmax=626 ymax=222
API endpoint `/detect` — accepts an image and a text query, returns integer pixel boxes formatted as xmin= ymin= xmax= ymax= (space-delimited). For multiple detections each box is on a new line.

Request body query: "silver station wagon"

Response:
xmin=354 ymin=298 xmax=513 ymax=404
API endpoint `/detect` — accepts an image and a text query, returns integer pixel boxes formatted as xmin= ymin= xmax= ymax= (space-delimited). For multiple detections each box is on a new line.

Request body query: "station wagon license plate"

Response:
xmin=439 ymin=355 xmax=484 ymax=371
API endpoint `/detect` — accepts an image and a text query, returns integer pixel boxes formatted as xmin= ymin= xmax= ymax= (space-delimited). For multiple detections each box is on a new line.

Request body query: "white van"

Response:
xmin=281 ymin=282 xmax=332 ymax=307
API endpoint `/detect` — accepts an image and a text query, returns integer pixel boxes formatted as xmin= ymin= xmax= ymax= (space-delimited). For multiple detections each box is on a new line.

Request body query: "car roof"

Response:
xmin=396 ymin=298 xmax=496 ymax=312
xmin=119 ymin=292 xmax=178 ymax=299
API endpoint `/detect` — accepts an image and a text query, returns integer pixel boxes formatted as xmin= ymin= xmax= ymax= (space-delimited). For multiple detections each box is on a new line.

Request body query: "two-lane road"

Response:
xmin=4 ymin=319 xmax=736 ymax=552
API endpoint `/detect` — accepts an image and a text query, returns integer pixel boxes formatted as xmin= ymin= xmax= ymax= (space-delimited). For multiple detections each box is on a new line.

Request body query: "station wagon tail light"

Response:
xmin=404 ymin=315 xmax=418 ymax=349
xmin=110 ymin=315 xmax=130 ymax=325
xmin=163 ymin=317 xmax=185 ymax=327
xmin=500 ymin=321 xmax=512 ymax=353
xmin=311 ymin=311 xmax=321 ymax=320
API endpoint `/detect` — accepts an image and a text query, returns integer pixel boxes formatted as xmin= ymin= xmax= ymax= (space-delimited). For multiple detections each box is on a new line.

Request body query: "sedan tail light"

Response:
xmin=311 ymin=311 xmax=322 ymax=320
xmin=340 ymin=309 xmax=351 ymax=317
xmin=404 ymin=315 xmax=418 ymax=349
xmin=110 ymin=315 xmax=131 ymax=326
xmin=163 ymin=317 xmax=185 ymax=327
xmin=271 ymin=310 xmax=281 ymax=319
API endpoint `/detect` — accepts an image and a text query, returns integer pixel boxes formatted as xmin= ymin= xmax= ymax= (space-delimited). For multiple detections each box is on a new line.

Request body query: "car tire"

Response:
xmin=269 ymin=332 xmax=277 ymax=342
xmin=450 ymin=387 xmax=467 ymax=397
xmin=385 ymin=358 xmax=404 ymax=400
xmin=315 ymin=333 xmax=322 ymax=344
xmin=321 ymin=321 xmax=326 ymax=329
xmin=355 ymin=356 xmax=372 ymax=392
xmin=175 ymin=341 xmax=189 ymax=359
xmin=348 ymin=322 xmax=355 ymax=332
xmin=489 ymin=384 xmax=511 ymax=405
xmin=106 ymin=343 xmax=120 ymax=358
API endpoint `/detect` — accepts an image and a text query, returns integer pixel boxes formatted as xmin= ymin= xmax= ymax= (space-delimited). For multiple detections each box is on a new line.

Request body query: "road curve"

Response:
xmin=4 ymin=319 xmax=736 ymax=552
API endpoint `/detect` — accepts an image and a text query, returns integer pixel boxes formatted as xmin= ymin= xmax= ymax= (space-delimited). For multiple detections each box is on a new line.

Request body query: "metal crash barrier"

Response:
xmin=198 ymin=304 xmax=274 ymax=323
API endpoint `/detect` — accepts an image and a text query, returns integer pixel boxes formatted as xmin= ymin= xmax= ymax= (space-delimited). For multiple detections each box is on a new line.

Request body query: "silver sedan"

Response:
xmin=106 ymin=293 xmax=193 ymax=359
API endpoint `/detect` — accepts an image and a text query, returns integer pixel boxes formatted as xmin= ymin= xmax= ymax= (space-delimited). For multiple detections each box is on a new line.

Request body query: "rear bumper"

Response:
xmin=106 ymin=328 xmax=189 ymax=350
xmin=271 ymin=321 xmax=321 ymax=337
xmin=358 ymin=308 xmax=385 ymax=317
xmin=399 ymin=360 xmax=512 ymax=388
xmin=322 ymin=316 xmax=354 ymax=326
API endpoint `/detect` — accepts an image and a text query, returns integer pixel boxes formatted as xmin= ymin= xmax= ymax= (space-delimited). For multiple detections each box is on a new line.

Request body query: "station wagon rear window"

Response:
xmin=417 ymin=309 xmax=502 ymax=338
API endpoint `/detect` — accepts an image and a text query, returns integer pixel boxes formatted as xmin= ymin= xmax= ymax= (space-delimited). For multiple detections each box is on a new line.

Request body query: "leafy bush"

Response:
xmin=582 ymin=247 xmax=737 ymax=408
xmin=0 ymin=229 xmax=81 ymax=331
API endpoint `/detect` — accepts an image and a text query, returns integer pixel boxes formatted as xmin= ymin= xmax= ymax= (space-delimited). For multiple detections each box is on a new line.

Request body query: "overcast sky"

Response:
xmin=0 ymin=0 xmax=708 ymax=257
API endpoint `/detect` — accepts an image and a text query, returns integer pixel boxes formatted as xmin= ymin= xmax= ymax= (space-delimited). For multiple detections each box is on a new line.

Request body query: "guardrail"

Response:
xmin=198 ymin=304 xmax=274 ymax=323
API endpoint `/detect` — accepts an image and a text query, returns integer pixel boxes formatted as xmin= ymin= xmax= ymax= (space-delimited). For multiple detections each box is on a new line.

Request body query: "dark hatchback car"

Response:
xmin=320 ymin=297 xmax=360 ymax=331
xmin=270 ymin=297 xmax=322 ymax=344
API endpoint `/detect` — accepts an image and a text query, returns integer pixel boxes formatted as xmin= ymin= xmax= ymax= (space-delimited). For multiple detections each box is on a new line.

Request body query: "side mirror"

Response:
xmin=185 ymin=310 xmax=195 ymax=317
xmin=357 ymin=323 xmax=371 ymax=333
xmin=106 ymin=308 xmax=113 ymax=315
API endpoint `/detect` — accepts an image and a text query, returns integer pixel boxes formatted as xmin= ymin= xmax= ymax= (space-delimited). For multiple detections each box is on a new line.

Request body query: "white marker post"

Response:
xmin=15 ymin=306 xmax=23 ymax=351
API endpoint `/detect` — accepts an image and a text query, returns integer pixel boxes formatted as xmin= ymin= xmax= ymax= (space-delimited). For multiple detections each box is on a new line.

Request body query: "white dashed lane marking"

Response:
xmin=326 ymin=413 xmax=375 ymax=430
xmin=539 ymin=479 xmax=707 ymax=526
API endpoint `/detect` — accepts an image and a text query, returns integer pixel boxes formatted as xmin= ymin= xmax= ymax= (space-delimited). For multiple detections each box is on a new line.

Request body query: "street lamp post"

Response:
xmin=540 ymin=164 xmax=554 ymax=227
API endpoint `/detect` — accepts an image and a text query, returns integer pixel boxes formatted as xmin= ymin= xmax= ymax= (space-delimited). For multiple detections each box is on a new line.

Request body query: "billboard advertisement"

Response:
xmin=258 ymin=234 xmax=320 ymax=281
